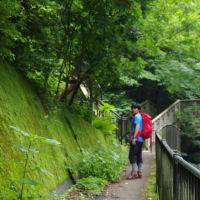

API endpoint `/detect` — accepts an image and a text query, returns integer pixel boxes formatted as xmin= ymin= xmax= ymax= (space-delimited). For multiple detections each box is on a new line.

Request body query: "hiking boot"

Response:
xmin=132 ymin=171 xmax=138 ymax=179
xmin=127 ymin=171 xmax=134 ymax=179
xmin=137 ymin=171 xmax=142 ymax=178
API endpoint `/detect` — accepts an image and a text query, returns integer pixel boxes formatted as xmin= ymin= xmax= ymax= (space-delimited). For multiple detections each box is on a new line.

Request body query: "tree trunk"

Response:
xmin=68 ymin=83 xmax=80 ymax=106
xmin=60 ymin=76 xmax=70 ymax=102
xmin=89 ymin=83 xmax=93 ymax=114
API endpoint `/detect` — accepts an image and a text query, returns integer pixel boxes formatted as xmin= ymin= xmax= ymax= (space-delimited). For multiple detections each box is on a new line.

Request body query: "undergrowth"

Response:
xmin=76 ymin=177 xmax=108 ymax=196
xmin=93 ymin=102 xmax=117 ymax=136
xmin=144 ymin=164 xmax=158 ymax=200
xmin=64 ymin=143 xmax=128 ymax=199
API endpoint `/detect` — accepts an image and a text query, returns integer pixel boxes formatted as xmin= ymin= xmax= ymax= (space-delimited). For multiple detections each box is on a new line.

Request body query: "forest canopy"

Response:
xmin=1 ymin=0 xmax=200 ymax=107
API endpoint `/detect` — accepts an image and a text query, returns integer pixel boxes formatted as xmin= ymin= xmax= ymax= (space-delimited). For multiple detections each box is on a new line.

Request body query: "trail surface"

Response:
xmin=96 ymin=151 xmax=155 ymax=200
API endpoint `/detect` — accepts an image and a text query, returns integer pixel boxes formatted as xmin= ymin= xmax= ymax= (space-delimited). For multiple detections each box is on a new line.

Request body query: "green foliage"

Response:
xmin=93 ymin=116 xmax=117 ymax=136
xmin=103 ymin=92 xmax=133 ymax=115
xmin=8 ymin=126 xmax=60 ymax=199
xmin=135 ymin=0 xmax=200 ymax=99
xmin=76 ymin=177 xmax=108 ymax=196
xmin=98 ymin=102 xmax=115 ymax=113
xmin=76 ymin=144 xmax=128 ymax=182
xmin=106 ymin=0 xmax=200 ymax=104
xmin=93 ymin=102 xmax=117 ymax=136
xmin=2 ymin=0 xmax=200 ymax=106
xmin=176 ymin=103 xmax=200 ymax=164
xmin=0 ymin=0 xmax=21 ymax=61
xmin=1 ymin=0 xmax=148 ymax=106
xmin=64 ymin=143 xmax=128 ymax=198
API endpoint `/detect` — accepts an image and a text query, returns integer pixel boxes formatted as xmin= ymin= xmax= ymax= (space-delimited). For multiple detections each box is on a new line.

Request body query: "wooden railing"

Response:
xmin=151 ymin=100 xmax=181 ymax=150
xmin=155 ymin=99 xmax=200 ymax=200
xmin=156 ymin=130 xmax=200 ymax=200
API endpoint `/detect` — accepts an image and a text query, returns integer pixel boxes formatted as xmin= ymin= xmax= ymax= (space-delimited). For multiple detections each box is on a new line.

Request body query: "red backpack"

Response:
xmin=128 ymin=113 xmax=152 ymax=144
xmin=138 ymin=113 xmax=152 ymax=144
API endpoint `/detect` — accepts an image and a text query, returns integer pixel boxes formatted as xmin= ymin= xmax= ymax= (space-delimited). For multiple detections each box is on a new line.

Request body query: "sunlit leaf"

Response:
xmin=44 ymin=139 xmax=60 ymax=145
xmin=19 ymin=178 xmax=38 ymax=186
xmin=13 ymin=144 xmax=29 ymax=152
xmin=35 ymin=166 xmax=54 ymax=176
xmin=29 ymin=148 xmax=39 ymax=154
xmin=13 ymin=144 xmax=39 ymax=153
xmin=10 ymin=126 xmax=30 ymax=137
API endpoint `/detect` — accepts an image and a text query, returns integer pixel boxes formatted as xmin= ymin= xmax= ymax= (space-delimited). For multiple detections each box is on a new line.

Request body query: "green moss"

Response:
xmin=0 ymin=62 xmax=107 ymax=198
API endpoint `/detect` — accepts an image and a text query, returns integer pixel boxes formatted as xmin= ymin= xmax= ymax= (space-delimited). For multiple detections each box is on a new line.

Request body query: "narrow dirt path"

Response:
xmin=96 ymin=151 xmax=155 ymax=200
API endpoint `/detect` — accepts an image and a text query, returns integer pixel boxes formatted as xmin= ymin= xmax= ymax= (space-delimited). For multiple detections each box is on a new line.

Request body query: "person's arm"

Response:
xmin=132 ymin=124 xmax=140 ymax=144
xmin=132 ymin=115 xmax=140 ymax=144
xmin=134 ymin=124 xmax=140 ymax=138
xmin=129 ymin=115 xmax=134 ymax=123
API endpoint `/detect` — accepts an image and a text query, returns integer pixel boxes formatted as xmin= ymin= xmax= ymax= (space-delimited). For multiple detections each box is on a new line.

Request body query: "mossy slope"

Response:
xmin=0 ymin=63 xmax=106 ymax=198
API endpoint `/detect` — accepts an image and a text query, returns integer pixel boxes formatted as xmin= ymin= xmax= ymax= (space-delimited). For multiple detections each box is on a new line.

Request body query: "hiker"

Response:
xmin=128 ymin=103 xmax=143 ymax=179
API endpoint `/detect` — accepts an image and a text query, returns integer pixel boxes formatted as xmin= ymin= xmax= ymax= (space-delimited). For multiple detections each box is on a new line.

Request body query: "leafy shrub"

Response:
xmin=93 ymin=116 xmax=117 ymax=136
xmin=77 ymin=144 xmax=128 ymax=182
xmin=64 ymin=143 xmax=128 ymax=198
xmin=98 ymin=102 xmax=115 ymax=113
xmin=76 ymin=177 xmax=108 ymax=196
xmin=93 ymin=102 xmax=117 ymax=136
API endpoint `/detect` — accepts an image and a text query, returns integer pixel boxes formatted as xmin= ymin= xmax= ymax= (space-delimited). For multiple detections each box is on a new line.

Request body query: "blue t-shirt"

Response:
xmin=129 ymin=114 xmax=144 ymax=142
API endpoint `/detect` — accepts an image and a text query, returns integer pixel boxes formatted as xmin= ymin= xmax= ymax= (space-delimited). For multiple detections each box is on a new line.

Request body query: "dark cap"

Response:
xmin=131 ymin=103 xmax=141 ymax=110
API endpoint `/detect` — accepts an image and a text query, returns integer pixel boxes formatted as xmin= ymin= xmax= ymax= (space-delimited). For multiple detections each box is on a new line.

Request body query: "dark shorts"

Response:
xmin=129 ymin=141 xmax=143 ymax=164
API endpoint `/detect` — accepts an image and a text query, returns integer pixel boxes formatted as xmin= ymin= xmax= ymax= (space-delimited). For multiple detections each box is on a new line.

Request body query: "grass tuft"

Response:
xmin=144 ymin=164 xmax=158 ymax=200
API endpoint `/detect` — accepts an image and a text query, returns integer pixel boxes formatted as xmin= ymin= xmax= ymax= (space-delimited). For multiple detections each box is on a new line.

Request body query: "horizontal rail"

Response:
xmin=175 ymin=155 xmax=200 ymax=180
xmin=152 ymin=99 xmax=180 ymax=124
xmin=180 ymin=99 xmax=200 ymax=103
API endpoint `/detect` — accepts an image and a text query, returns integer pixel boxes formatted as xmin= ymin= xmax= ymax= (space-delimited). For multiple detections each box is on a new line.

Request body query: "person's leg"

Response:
xmin=137 ymin=142 xmax=143 ymax=178
xmin=131 ymin=142 xmax=140 ymax=178
xmin=129 ymin=143 xmax=134 ymax=164
xmin=128 ymin=144 xmax=134 ymax=179
xmin=128 ymin=143 xmax=138 ymax=179
xmin=132 ymin=163 xmax=137 ymax=173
